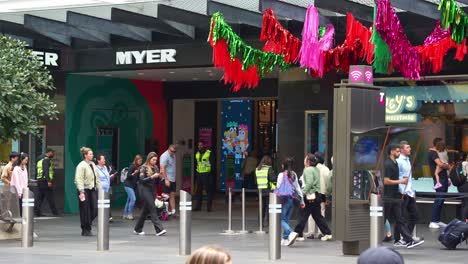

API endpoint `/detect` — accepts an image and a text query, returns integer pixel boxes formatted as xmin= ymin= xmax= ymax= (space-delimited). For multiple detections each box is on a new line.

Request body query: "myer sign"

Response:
xmin=116 ymin=49 xmax=176 ymax=65
xmin=32 ymin=50 xmax=60 ymax=68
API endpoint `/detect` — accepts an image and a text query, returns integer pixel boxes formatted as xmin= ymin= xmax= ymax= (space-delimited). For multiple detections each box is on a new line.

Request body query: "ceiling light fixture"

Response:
xmin=105 ymin=74 xmax=112 ymax=77
xmin=137 ymin=72 xmax=145 ymax=76
xmin=169 ymin=71 xmax=175 ymax=74
xmin=192 ymin=77 xmax=198 ymax=81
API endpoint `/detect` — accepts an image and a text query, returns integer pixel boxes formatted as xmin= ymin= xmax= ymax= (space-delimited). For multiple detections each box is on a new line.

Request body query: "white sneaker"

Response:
xmin=437 ymin=221 xmax=447 ymax=228
xmin=286 ymin=232 xmax=298 ymax=246
xmin=429 ymin=222 xmax=440 ymax=229
xmin=133 ymin=230 xmax=145 ymax=235
xmin=321 ymin=235 xmax=333 ymax=241
xmin=281 ymin=239 xmax=289 ymax=246
xmin=33 ymin=232 xmax=38 ymax=238
xmin=296 ymin=236 xmax=305 ymax=242
xmin=156 ymin=229 xmax=167 ymax=236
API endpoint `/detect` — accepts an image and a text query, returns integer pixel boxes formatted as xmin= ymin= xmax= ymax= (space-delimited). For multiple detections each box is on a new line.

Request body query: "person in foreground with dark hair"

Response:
xmin=357 ymin=247 xmax=404 ymax=264
xmin=384 ymin=144 xmax=424 ymax=249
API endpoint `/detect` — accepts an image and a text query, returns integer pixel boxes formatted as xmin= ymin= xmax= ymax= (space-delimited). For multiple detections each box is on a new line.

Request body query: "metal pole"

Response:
xmin=97 ymin=188 xmax=110 ymax=251
xmin=255 ymin=189 xmax=266 ymax=234
xmin=239 ymin=188 xmax=248 ymax=234
xmin=369 ymin=193 xmax=383 ymax=248
xmin=221 ymin=188 xmax=235 ymax=235
xmin=21 ymin=188 xmax=34 ymax=248
xmin=179 ymin=190 xmax=192 ymax=256
xmin=269 ymin=193 xmax=281 ymax=260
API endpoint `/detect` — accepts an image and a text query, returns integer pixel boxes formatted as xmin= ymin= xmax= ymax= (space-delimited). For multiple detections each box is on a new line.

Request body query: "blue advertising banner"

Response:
xmin=220 ymin=100 xmax=253 ymax=191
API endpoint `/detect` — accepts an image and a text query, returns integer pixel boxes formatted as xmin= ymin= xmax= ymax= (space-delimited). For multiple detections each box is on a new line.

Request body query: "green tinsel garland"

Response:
xmin=439 ymin=0 xmax=467 ymax=43
xmin=371 ymin=6 xmax=392 ymax=74
xmin=319 ymin=26 xmax=326 ymax=39
xmin=210 ymin=12 xmax=288 ymax=77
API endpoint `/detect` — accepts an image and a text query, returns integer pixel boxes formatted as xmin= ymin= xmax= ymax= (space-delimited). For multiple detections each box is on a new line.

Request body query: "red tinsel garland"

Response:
xmin=210 ymin=38 xmax=260 ymax=92
xmin=323 ymin=13 xmax=369 ymax=73
xmin=416 ymin=37 xmax=466 ymax=74
xmin=260 ymin=8 xmax=301 ymax=63
xmin=345 ymin=13 xmax=374 ymax=65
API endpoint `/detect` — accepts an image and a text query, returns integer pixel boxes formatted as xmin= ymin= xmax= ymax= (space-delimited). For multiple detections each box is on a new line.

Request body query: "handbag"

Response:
xmin=274 ymin=172 xmax=299 ymax=200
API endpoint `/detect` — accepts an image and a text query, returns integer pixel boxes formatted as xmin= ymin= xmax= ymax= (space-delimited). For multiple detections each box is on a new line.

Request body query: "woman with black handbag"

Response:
xmin=133 ymin=152 xmax=166 ymax=236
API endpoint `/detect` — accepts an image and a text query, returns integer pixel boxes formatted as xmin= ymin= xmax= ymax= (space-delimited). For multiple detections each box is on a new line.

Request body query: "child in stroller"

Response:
xmin=156 ymin=193 xmax=170 ymax=221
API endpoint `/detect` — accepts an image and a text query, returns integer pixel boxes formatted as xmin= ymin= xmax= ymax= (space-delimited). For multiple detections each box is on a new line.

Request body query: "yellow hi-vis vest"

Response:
xmin=37 ymin=157 xmax=54 ymax=181
xmin=256 ymin=166 xmax=271 ymax=190
xmin=196 ymin=150 xmax=212 ymax=173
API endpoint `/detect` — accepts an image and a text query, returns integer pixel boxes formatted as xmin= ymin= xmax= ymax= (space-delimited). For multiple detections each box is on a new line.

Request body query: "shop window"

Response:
xmin=305 ymin=111 xmax=328 ymax=161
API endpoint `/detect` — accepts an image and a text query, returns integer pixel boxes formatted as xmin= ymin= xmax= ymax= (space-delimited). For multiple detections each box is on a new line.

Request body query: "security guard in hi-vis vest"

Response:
xmin=255 ymin=155 xmax=277 ymax=226
xmin=194 ymin=141 xmax=215 ymax=212
xmin=35 ymin=148 xmax=59 ymax=216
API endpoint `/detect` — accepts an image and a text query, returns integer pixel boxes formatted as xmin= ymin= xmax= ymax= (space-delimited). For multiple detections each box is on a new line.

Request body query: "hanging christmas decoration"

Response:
xmin=416 ymin=22 xmax=466 ymax=74
xmin=208 ymin=12 xmax=288 ymax=91
xmin=299 ymin=5 xmax=335 ymax=77
xmin=438 ymin=0 xmax=468 ymax=43
xmin=371 ymin=6 xmax=392 ymax=74
xmin=345 ymin=13 xmax=374 ymax=64
xmin=375 ymin=0 xmax=421 ymax=80
xmin=260 ymin=8 xmax=301 ymax=63
xmin=211 ymin=39 xmax=260 ymax=92
xmin=322 ymin=13 xmax=370 ymax=73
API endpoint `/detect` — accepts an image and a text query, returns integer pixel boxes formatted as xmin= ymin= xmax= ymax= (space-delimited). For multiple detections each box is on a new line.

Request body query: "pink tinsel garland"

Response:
xmin=375 ymin=0 xmax=421 ymax=79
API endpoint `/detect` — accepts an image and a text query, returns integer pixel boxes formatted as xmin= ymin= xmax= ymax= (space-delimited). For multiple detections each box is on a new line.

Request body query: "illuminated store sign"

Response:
xmin=115 ymin=49 xmax=177 ymax=65
xmin=385 ymin=94 xmax=419 ymax=123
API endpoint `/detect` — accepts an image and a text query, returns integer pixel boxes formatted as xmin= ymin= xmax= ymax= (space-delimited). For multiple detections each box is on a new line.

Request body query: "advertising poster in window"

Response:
xmin=220 ymin=100 xmax=252 ymax=191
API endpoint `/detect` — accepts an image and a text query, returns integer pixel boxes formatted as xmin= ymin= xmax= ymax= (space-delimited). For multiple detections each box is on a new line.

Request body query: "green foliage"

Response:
xmin=0 ymin=35 xmax=58 ymax=142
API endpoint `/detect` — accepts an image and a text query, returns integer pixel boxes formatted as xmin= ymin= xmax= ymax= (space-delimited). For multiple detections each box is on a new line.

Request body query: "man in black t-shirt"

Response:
xmin=428 ymin=138 xmax=451 ymax=229
xmin=384 ymin=144 xmax=424 ymax=248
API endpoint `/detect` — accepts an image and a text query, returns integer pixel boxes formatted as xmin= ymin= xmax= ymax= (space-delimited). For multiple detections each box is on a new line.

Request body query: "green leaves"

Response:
xmin=0 ymin=35 xmax=58 ymax=142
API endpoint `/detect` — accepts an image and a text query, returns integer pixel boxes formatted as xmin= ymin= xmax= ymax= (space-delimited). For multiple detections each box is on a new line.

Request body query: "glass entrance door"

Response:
xmin=305 ymin=111 xmax=328 ymax=163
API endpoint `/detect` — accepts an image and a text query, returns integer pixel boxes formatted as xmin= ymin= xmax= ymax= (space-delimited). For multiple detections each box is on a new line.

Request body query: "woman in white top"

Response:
xmin=11 ymin=153 xmax=29 ymax=216
xmin=275 ymin=157 xmax=304 ymax=246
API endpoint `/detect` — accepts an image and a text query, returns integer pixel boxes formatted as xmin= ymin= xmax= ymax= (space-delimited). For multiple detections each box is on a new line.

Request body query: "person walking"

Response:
xmin=1 ymin=151 xmax=19 ymax=186
xmin=307 ymin=151 xmax=331 ymax=239
xmin=123 ymin=154 xmax=142 ymax=220
xmin=428 ymin=138 xmax=451 ymax=229
xmin=74 ymin=147 xmax=101 ymax=236
xmin=294 ymin=153 xmax=333 ymax=242
xmin=34 ymin=148 xmax=59 ymax=217
xmin=275 ymin=157 xmax=304 ymax=247
xmin=11 ymin=153 xmax=29 ymax=217
xmin=95 ymin=154 xmax=115 ymax=221
xmin=1 ymin=151 xmax=20 ymax=215
xmin=255 ymin=155 xmax=277 ymax=226
xmin=396 ymin=141 xmax=418 ymax=237
xmin=384 ymin=144 xmax=424 ymax=248
xmin=194 ymin=141 xmax=215 ymax=212
xmin=160 ymin=144 xmax=177 ymax=216
xmin=133 ymin=152 xmax=166 ymax=236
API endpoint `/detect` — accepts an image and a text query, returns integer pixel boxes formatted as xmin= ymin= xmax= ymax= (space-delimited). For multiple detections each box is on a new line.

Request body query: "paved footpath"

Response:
xmin=0 ymin=209 xmax=467 ymax=264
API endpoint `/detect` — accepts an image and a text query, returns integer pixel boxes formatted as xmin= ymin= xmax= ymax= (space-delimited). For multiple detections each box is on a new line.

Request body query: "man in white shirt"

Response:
xmin=396 ymin=141 xmax=418 ymax=239
xmin=306 ymin=152 xmax=331 ymax=239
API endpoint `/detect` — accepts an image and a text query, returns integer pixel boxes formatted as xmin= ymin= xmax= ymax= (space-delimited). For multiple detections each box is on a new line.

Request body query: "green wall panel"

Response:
xmin=65 ymin=75 xmax=154 ymax=214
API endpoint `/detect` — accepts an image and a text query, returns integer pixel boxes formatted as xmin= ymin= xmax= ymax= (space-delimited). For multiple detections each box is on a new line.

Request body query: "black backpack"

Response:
xmin=438 ymin=219 xmax=468 ymax=249
xmin=450 ymin=162 xmax=467 ymax=187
